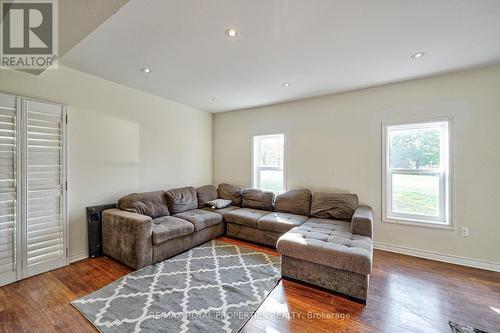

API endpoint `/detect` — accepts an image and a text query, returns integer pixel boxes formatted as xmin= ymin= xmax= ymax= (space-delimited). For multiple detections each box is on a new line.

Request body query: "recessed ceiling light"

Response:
xmin=225 ymin=28 xmax=239 ymax=38
xmin=141 ymin=67 xmax=152 ymax=73
xmin=410 ymin=52 xmax=425 ymax=59
xmin=211 ymin=98 xmax=219 ymax=102
xmin=282 ymin=82 xmax=290 ymax=87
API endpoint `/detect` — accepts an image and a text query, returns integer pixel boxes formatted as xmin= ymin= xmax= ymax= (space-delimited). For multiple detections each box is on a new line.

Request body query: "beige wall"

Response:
xmin=0 ymin=66 xmax=213 ymax=260
xmin=213 ymin=64 xmax=500 ymax=266
xmin=1 ymin=63 xmax=498 ymax=268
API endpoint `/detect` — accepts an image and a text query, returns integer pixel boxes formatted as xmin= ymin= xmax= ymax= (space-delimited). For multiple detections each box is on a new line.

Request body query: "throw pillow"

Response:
xmin=206 ymin=199 xmax=232 ymax=209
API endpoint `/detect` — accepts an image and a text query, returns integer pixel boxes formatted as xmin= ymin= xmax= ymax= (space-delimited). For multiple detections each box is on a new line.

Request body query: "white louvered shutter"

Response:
xmin=0 ymin=93 xmax=18 ymax=286
xmin=25 ymin=100 xmax=66 ymax=277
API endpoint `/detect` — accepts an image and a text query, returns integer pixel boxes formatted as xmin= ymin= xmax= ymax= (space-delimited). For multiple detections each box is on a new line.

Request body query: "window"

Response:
xmin=382 ymin=120 xmax=451 ymax=227
xmin=252 ymin=134 xmax=285 ymax=192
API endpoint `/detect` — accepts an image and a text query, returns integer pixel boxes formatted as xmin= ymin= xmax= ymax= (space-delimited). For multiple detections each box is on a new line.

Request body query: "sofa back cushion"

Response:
xmin=118 ymin=191 xmax=170 ymax=218
xmin=196 ymin=185 xmax=218 ymax=208
xmin=165 ymin=186 xmax=198 ymax=214
xmin=217 ymin=183 xmax=243 ymax=206
xmin=310 ymin=192 xmax=359 ymax=220
xmin=274 ymin=189 xmax=312 ymax=216
xmin=242 ymin=188 xmax=275 ymax=211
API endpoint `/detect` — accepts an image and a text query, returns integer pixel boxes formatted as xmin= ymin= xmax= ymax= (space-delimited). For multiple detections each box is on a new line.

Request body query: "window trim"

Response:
xmin=381 ymin=117 xmax=453 ymax=230
xmin=251 ymin=133 xmax=286 ymax=192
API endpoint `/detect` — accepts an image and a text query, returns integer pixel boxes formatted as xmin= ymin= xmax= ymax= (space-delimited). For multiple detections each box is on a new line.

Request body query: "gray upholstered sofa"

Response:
xmin=101 ymin=183 xmax=374 ymax=302
xmin=102 ymin=186 xmax=227 ymax=270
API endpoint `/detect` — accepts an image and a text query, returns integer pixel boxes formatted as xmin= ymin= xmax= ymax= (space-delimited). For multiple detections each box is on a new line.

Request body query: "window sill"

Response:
xmin=382 ymin=217 xmax=453 ymax=230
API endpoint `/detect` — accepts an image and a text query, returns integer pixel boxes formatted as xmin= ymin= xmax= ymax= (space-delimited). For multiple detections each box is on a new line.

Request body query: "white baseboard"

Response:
xmin=69 ymin=250 xmax=89 ymax=264
xmin=374 ymin=241 xmax=500 ymax=272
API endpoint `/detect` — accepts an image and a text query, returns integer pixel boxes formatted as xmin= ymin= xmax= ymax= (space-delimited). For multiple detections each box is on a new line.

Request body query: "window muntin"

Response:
xmin=252 ymin=134 xmax=284 ymax=192
xmin=383 ymin=121 xmax=450 ymax=226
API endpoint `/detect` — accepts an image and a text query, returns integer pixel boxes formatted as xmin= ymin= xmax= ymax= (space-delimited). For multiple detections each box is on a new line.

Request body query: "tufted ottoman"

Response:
xmin=276 ymin=218 xmax=373 ymax=302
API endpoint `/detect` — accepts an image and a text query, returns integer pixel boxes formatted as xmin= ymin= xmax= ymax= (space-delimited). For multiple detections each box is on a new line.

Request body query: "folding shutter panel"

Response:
xmin=0 ymin=93 xmax=18 ymax=286
xmin=25 ymin=100 xmax=66 ymax=277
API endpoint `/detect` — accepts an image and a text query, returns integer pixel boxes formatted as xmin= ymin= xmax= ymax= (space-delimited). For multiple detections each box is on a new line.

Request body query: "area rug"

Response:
xmin=72 ymin=240 xmax=281 ymax=333
xmin=449 ymin=321 xmax=488 ymax=333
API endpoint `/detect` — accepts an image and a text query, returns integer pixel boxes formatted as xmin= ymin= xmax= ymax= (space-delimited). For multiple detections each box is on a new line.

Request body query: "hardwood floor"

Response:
xmin=1 ymin=237 xmax=499 ymax=333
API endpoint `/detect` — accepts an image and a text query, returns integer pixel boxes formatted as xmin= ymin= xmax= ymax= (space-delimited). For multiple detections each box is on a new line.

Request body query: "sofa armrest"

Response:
xmin=351 ymin=205 xmax=373 ymax=238
xmin=102 ymin=208 xmax=153 ymax=269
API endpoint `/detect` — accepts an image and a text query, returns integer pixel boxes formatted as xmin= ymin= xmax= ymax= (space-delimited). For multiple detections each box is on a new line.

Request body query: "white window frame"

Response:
xmin=251 ymin=133 xmax=286 ymax=192
xmin=382 ymin=118 xmax=452 ymax=229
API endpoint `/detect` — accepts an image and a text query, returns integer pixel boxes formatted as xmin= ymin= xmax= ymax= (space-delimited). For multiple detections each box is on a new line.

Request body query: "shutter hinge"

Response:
xmin=65 ymin=181 xmax=68 ymax=191
xmin=65 ymin=113 xmax=68 ymax=124
xmin=66 ymin=248 xmax=69 ymax=258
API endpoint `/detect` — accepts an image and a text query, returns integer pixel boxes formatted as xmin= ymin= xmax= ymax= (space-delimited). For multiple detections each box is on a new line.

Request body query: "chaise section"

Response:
xmin=303 ymin=217 xmax=352 ymax=234
xmin=151 ymin=216 xmax=194 ymax=245
xmin=102 ymin=208 xmax=153 ymax=270
xmin=257 ymin=212 xmax=308 ymax=233
xmin=280 ymin=255 xmax=370 ymax=303
xmin=278 ymin=219 xmax=373 ymax=274
xmin=277 ymin=218 xmax=373 ymax=301
xmin=173 ymin=209 xmax=223 ymax=231
xmin=224 ymin=208 xmax=269 ymax=227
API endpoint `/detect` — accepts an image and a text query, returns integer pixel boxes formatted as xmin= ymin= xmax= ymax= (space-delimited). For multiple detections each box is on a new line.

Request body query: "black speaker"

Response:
xmin=86 ymin=204 xmax=116 ymax=258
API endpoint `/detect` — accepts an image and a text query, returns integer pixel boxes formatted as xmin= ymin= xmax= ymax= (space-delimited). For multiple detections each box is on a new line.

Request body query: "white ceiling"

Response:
xmin=25 ymin=0 xmax=128 ymax=76
xmin=61 ymin=0 xmax=500 ymax=113
xmin=58 ymin=0 xmax=129 ymax=59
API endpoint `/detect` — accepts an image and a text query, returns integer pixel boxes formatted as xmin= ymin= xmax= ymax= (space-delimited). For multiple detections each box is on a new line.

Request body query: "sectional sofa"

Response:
xmin=102 ymin=183 xmax=374 ymax=301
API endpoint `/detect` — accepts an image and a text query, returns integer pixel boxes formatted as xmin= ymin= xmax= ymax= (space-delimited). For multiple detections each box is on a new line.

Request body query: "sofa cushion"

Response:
xmin=201 ymin=205 xmax=240 ymax=216
xmin=257 ymin=212 xmax=308 ymax=233
xmin=277 ymin=218 xmax=373 ymax=275
xmin=224 ymin=208 xmax=270 ymax=227
xmin=165 ymin=186 xmax=198 ymax=214
xmin=151 ymin=216 xmax=194 ymax=245
xmin=217 ymin=183 xmax=243 ymax=206
xmin=305 ymin=217 xmax=352 ymax=233
xmin=242 ymin=188 xmax=274 ymax=211
xmin=196 ymin=185 xmax=218 ymax=209
xmin=310 ymin=192 xmax=359 ymax=220
xmin=274 ymin=189 xmax=312 ymax=216
xmin=174 ymin=209 xmax=223 ymax=231
xmin=118 ymin=191 xmax=170 ymax=218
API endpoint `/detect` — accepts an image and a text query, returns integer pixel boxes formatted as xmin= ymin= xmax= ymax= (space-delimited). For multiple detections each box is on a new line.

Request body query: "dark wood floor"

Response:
xmin=1 ymin=236 xmax=499 ymax=333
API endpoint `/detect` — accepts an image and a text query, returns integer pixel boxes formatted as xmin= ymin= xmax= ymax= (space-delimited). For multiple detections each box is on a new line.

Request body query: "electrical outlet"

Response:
xmin=460 ymin=227 xmax=469 ymax=237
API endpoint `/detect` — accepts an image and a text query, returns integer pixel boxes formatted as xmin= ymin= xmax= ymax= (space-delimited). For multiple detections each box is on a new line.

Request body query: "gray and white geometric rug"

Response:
xmin=72 ymin=240 xmax=281 ymax=333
